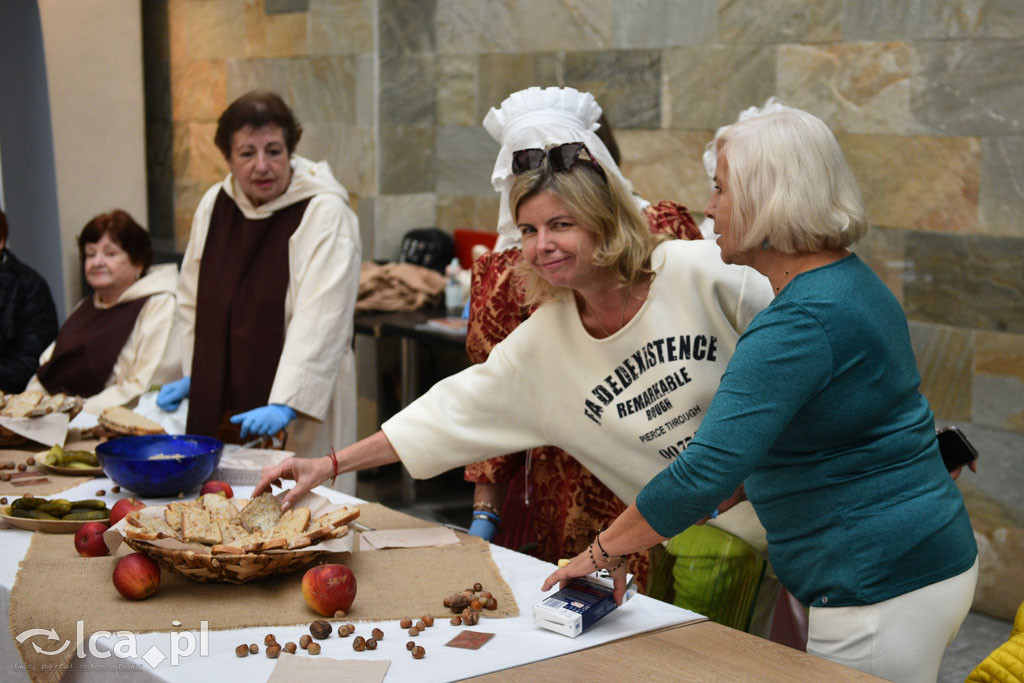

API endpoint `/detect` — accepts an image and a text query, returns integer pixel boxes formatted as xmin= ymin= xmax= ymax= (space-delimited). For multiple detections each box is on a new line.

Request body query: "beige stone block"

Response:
xmin=171 ymin=60 xmax=227 ymax=122
xmin=244 ymin=0 xmax=308 ymax=58
xmin=849 ymin=226 xmax=906 ymax=303
xmin=839 ymin=133 xmax=980 ymax=233
xmin=974 ymin=330 xmax=1024 ymax=431
xmin=476 ymin=53 xmax=560 ymax=124
xmin=720 ymin=0 xmax=842 ymax=43
xmin=961 ymin=483 xmax=1024 ymax=621
xmin=437 ymin=56 xmax=477 ymax=127
xmin=309 ymin=0 xmax=373 ymax=54
xmin=184 ymin=0 xmax=247 ymax=61
xmin=909 ymin=322 xmax=973 ymax=421
xmin=168 ymin=0 xmax=189 ymax=64
xmin=616 ymin=130 xmax=712 ymax=212
xmin=437 ymin=195 xmax=500 ymax=231
xmin=436 ymin=0 xmax=612 ymax=54
xmin=297 ymin=123 xmax=376 ymax=197
xmin=173 ymin=122 xmax=227 ymax=192
xmin=777 ymin=42 xmax=921 ymax=134
xmin=664 ymin=45 xmax=777 ymax=129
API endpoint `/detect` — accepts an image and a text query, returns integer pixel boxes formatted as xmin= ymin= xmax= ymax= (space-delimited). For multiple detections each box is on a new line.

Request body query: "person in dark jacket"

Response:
xmin=0 ymin=209 xmax=59 ymax=392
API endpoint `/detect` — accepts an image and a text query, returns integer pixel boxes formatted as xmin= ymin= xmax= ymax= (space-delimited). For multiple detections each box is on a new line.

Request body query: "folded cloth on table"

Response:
xmin=355 ymin=261 xmax=445 ymax=312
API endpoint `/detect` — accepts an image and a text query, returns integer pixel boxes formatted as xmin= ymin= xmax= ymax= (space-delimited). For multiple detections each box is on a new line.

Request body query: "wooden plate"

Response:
xmin=0 ymin=505 xmax=109 ymax=533
xmin=35 ymin=460 xmax=103 ymax=477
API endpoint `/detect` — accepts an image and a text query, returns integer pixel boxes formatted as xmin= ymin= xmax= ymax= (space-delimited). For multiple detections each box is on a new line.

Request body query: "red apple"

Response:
xmin=109 ymin=498 xmax=146 ymax=526
xmin=74 ymin=521 xmax=110 ymax=557
xmin=200 ymin=480 xmax=233 ymax=498
xmin=301 ymin=563 xmax=357 ymax=616
xmin=112 ymin=553 xmax=161 ymax=600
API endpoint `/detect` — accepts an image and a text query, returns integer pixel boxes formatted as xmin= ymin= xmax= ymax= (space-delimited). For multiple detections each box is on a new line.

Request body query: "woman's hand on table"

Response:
xmin=253 ymin=456 xmax=334 ymax=511
xmin=541 ymin=547 xmax=630 ymax=605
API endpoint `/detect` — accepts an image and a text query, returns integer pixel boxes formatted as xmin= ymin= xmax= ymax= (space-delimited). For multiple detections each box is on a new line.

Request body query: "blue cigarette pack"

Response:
xmin=533 ymin=571 xmax=636 ymax=637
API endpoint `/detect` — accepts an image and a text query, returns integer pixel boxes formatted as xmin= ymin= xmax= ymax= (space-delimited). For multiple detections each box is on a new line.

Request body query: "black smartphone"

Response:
xmin=937 ymin=426 xmax=979 ymax=472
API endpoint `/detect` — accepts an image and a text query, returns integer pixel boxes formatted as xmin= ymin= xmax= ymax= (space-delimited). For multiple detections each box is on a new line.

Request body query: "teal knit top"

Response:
xmin=637 ymin=254 xmax=977 ymax=607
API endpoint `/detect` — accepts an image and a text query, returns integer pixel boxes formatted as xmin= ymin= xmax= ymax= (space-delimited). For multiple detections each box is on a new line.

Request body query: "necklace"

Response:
xmin=587 ymin=288 xmax=630 ymax=338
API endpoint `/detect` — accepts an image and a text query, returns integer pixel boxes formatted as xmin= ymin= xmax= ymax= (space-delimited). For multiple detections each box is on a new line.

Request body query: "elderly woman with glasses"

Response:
xmin=542 ymin=105 xmax=978 ymax=683
xmin=254 ymin=127 xmax=774 ymax=527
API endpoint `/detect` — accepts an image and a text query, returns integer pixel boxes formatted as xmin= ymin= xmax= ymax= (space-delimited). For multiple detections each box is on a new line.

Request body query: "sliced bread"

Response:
xmin=98 ymin=405 xmax=166 ymax=436
xmin=181 ymin=506 xmax=222 ymax=545
xmin=238 ymin=492 xmax=282 ymax=533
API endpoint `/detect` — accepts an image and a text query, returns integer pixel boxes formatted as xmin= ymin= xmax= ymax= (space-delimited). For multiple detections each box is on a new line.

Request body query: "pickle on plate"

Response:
xmin=11 ymin=508 xmax=60 ymax=520
xmin=11 ymin=496 xmax=45 ymax=511
xmin=36 ymin=500 xmax=73 ymax=517
xmin=68 ymin=499 xmax=108 ymax=510
xmin=60 ymin=450 xmax=99 ymax=467
xmin=42 ymin=444 xmax=62 ymax=465
xmin=63 ymin=509 xmax=109 ymax=520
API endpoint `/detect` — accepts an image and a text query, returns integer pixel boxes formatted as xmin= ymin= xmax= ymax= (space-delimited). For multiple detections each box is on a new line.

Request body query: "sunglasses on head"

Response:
xmin=511 ymin=142 xmax=603 ymax=176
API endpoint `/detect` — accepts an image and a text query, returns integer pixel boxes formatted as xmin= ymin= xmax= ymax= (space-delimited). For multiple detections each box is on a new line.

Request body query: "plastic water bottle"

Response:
xmin=444 ymin=258 xmax=463 ymax=314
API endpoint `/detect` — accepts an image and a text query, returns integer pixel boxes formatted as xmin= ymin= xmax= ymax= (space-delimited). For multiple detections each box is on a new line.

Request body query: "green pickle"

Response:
xmin=11 ymin=509 xmax=60 ymax=520
xmin=63 ymin=509 xmax=109 ymax=520
xmin=60 ymin=450 xmax=99 ymax=466
xmin=11 ymin=496 xmax=45 ymax=511
xmin=36 ymin=500 xmax=73 ymax=516
xmin=69 ymin=499 xmax=108 ymax=510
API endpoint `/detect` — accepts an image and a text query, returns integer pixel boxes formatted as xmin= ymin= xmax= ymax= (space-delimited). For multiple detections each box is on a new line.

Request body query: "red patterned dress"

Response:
xmin=464 ymin=201 xmax=702 ymax=592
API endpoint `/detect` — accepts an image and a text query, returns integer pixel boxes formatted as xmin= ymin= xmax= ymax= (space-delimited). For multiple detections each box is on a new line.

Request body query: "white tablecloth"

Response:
xmin=1 ymin=479 xmax=702 ymax=682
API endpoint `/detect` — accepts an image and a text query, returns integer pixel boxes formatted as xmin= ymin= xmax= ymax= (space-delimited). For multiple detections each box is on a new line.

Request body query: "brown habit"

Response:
xmin=186 ymin=189 xmax=311 ymax=437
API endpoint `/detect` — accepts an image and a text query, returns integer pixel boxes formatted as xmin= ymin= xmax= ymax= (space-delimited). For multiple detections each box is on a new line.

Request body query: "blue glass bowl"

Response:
xmin=96 ymin=435 xmax=224 ymax=498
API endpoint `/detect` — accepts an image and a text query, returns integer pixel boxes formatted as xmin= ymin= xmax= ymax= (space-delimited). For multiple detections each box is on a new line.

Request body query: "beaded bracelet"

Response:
xmin=595 ymin=531 xmax=613 ymax=560
xmin=327 ymin=447 xmax=339 ymax=487
xmin=472 ymin=501 xmax=500 ymax=516
xmin=594 ymin=531 xmax=627 ymax=571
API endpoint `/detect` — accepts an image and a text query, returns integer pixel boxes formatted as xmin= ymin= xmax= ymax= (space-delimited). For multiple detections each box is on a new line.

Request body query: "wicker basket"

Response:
xmin=124 ymin=537 xmax=327 ymax=584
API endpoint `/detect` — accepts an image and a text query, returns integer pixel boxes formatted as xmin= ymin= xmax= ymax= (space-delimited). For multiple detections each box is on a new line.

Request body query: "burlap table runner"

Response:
xmin=10 ymin=503 xmax=517 ymax=682
xmin=0 ymin=440 xmax=101 ymax=498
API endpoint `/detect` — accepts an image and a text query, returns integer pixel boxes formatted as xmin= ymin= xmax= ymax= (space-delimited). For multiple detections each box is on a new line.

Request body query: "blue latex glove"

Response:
xmin=156 ymin=377 xmax=191 ymax=411
xmin=468 ymin=517 xmax=498 ymax=541
xmin=229 ymin=404 xmax=296 ymax=439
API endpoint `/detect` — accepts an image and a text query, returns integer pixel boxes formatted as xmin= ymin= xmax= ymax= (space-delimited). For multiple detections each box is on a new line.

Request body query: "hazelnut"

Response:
xmin=412 ymin=645 xmax=426 ymax=659
xmin=408 ymin=627 xmax=419 ymax=636
xmin=353 ymin=636 xmax=366 ymax=651
xmin=249 ymin=643 xmax=258 ymax=655
xmin=5 ymin=461 xmax=13 ymax=468
xmin=470 ymin=599 xmax=482 ymax=610
xmin=94 ymin=489 xmax=104 ymax=496
xmin=480 ymin=591 xmax=492 ymax=599
xmin=310 ymin=620 xmax=332 ymax=640
xmin=422 ymin=615 xmax=434 ymax=627
xmin=400 ymin=616 xmax=413 ymax=629
xmin=450 ymin=616 xmax=462 ymax=626
xmin=266 ymin=644 xmax=281 ymax=659
xmin=17 ymin=463 xmax=26 ymax=472
xmin=111 ymin=485 xmax=121 ymax=493
xmin=264 ymin=634 xmax=276 ymax=646
xmin=284 ymin=642 xmax=297 ymax=654
xmin=26 ymin=457 xmax=35 ymax=466
xmin=415 ymin=620 xmax=425 ymax=630
xmin=235 ymin=644 xmax=249 ymax=657
xmin=299 ymin=634 xmax=312 ymax=649
xmin=334 ymin=609 xmax=346 ymax=618
xmin=449 ymin=594 xmax=471 ymax=613
xmin=485 ymin=597 xmax=497 ymax=610
xmin=365 ymin=638 xmax=377 ymax=650
xmin=442 ymin=595 xmax=453 ymax=608
xmin=1 ymin=474 xmax=9 ymax=482
xmin=461 ymin=608 xmax=480 ymax=626
xmin=473 ymin=582 xmax=483 ymax=592
xmin=0 ymin=497 xmax=7 ymax=505
xmin=371 ymin=628 xmax=383 ymax=641
xmin=307 ymin=642 xmax=321 ymax=655
xmin=337 ymin=624 xmax=350 ymax=637
xmin=406 ymin=641 xmax=416 ymax=651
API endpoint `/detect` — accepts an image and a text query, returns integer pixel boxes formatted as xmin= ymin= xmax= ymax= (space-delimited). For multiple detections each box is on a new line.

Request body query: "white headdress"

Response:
xmin=483 ymin=86 xmax=645 ymax=251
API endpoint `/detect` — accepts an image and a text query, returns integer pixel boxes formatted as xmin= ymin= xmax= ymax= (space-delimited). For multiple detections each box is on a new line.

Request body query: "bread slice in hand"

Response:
xmin=238 ymin=492 xmax=282 ymax=534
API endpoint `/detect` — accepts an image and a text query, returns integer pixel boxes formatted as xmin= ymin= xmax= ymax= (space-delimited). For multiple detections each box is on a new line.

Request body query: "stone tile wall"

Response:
xmin=158 ymin=0 xmax=1024 ymax=609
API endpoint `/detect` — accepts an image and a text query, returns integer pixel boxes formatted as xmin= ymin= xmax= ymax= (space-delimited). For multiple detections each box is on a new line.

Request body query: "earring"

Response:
xmin=762 ymin=239 xmax=770 ymax=251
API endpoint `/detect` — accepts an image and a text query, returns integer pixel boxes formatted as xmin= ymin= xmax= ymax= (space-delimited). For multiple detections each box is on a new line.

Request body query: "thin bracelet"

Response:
xmin=327 ymin=447 xmax=338 ymax=487
xmin=472 ymin=501 xmax=500 ymax=516
xmin=595 ymin=530 xmax=613 ymax=560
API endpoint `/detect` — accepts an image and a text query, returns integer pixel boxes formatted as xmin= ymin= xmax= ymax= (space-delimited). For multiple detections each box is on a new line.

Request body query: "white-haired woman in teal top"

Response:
xmin=544 ymin=105 xmax=978 ymax=683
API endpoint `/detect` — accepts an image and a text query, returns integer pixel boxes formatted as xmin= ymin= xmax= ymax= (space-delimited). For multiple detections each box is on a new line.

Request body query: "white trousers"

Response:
xmin=807 ymin=557 xmax=978 ymax=683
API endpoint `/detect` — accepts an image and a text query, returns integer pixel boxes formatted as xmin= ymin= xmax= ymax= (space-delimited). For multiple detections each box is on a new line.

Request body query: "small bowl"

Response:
xmin=96 ymin=435 xmax=224 ymax=498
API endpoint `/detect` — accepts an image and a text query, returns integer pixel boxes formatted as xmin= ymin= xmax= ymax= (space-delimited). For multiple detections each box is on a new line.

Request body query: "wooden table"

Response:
xmin=468 ymin=620 xmax=883 ymax=682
